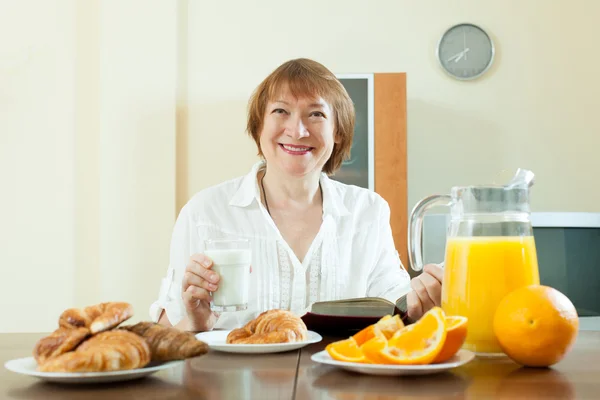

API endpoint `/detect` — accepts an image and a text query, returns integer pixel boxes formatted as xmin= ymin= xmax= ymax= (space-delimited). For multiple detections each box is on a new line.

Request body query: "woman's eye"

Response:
xmin=273 ymin=108 xmax=286 ymax=114
xmin=310 ymin=111 xmax=325 ymax=118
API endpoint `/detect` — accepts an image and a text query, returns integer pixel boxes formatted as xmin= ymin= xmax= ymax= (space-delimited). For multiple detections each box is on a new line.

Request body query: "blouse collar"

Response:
xmin=228 ymin=161 xmax=350 ymax=217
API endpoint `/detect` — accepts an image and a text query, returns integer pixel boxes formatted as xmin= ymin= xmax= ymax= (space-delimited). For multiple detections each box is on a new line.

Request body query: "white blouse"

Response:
xmin=149 ymin=161 xmax=411 ymax=330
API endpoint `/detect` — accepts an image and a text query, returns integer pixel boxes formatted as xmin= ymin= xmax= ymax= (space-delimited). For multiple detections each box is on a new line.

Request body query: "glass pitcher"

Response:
xmin=408 ymin=170 xmax=540 ymax=356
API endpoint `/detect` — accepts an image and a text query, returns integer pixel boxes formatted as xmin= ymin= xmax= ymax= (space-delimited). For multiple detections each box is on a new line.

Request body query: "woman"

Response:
xmin=150 ymin=58 xmax=443 ymax=332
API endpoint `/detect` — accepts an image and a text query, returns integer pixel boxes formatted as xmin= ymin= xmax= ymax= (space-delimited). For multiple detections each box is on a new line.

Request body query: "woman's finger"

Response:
xmin=411 ymin=277 xmax=435 ymax=313
xmin=182 ymin=290 xmax=200 ymax=309
xmin=407 ymin=290 xmax=423 ymax=321
xmin=187 ymin=257 xmax=220 ymax=285
xmin=190 ymin=253 xmax=213 ymax=268
xmin=183 ymin=285 xmax=211 ymax=304
xmin=184 ymin=271 xmax=218 ymax=292
xmin=419 ymin=272 xmax=442 ymax=306
xmin=423 ymin=263 xmax=444 ymax=283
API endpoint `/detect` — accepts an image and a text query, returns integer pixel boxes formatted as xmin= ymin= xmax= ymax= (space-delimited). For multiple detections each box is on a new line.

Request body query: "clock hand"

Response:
xmin=454 ymin=48 xmax=470 ymax=63
xmin=463 ymin=31 xmax=468 ymax=60
xmin=447 ymin=50 xmax=464 ymax=62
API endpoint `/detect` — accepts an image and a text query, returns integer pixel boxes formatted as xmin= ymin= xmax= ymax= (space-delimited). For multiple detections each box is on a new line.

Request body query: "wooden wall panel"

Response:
xmin=374 ymin=73 xmax=408 ymax=270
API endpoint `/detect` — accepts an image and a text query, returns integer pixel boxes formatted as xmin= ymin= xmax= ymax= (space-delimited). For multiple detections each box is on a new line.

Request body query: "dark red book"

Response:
xmin=301 ymin=296 xmax=409 ymax=337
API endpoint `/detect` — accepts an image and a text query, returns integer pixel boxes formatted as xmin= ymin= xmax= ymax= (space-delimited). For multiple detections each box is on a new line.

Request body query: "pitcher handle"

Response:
xmin=408 ymin=194 xmax=452 ymax=272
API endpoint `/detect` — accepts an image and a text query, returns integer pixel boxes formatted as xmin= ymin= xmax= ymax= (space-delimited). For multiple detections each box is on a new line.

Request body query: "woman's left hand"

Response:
xmin=407 ymin=263 xmax=444 ymax=321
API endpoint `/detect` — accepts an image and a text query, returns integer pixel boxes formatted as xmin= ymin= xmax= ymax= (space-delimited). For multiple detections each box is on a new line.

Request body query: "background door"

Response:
xmin=333 ymin=73 xmax=408 ymax=272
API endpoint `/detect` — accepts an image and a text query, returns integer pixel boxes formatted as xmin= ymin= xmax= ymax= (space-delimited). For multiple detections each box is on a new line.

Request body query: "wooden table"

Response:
xmin=2 ymin=331 xmax=599 ymax=399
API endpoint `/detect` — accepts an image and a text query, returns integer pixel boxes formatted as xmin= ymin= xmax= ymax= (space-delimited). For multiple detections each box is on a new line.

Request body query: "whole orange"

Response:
xmin=493 ymin=285 xmax=578 ymax=367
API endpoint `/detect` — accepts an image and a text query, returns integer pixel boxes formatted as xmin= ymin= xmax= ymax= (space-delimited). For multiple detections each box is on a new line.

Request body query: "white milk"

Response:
xmin=204 ymin=248 xmax=251 ymax=310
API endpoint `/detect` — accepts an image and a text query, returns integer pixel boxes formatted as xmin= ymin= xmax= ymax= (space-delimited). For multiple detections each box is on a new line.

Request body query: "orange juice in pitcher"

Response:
xmin=408 ymin=169 xmax=540 ymax=356
xmin=443 ymin=236 xmax=539 ymax=353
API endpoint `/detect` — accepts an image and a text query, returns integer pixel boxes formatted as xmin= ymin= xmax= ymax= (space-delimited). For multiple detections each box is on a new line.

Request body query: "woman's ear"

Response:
xmin=334 ymin=129 xmax=341 ymax=144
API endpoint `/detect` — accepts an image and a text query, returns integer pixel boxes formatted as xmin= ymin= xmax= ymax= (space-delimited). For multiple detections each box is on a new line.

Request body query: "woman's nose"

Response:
xmin=284 ymin=115 xmax=309 ymax=139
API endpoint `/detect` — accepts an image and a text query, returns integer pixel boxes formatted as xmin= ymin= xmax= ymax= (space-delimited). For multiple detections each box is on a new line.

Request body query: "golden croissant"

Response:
xmin=37 ymin=330 xmax=151 ymax=372
xmin=226 ymin=309 xmax=308 ymax=344
xmin=59 ymin=302 xmax=134 ymax=334
xmin=33 ymin=327 xmax=90 ymax=365
xmin=120 ymin=322 xmax=209 ymax=361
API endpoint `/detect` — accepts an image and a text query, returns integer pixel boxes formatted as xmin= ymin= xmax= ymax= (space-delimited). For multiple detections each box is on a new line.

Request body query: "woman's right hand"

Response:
xmin=181 ymin=253 xmax=220 ymax=332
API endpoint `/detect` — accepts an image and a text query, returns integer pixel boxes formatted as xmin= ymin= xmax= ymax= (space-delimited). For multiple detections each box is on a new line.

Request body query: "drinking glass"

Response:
xmin=204 ymin=239 xmax=251 ymax=312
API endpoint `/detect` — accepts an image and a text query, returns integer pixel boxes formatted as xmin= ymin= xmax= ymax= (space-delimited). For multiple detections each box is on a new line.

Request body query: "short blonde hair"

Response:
xmin=246 ymin=58 xmax=355 ymax=175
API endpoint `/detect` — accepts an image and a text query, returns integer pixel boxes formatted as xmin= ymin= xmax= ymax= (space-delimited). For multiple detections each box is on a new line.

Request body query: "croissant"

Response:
xmin=37 ymin=330 xmax=151 ymax=372
xmin=59 ymin=302 xmax=134 ymax=334
xmin=226 ymin=309 xmax=308 ymax=344
xmin=120 ymin=322 xmax=209 ymax=361
xmin=33 ymin=327 xmax=90 ymax=365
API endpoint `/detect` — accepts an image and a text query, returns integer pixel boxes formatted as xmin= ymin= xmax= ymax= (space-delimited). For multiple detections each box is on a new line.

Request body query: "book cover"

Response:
xmin=301 ymin=297 xmax=409 ymax=336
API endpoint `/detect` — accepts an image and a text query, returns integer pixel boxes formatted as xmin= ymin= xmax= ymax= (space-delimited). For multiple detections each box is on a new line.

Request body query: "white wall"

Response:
xmin=1 ymin=0 xmax=599 ymax=332
xmin=0 ymin=0 xmax=176 ymax=332
xmin=1 ymin=0 xmax=76 ymax=331
xmin=184 ymin=0 xmax=600 ymax=213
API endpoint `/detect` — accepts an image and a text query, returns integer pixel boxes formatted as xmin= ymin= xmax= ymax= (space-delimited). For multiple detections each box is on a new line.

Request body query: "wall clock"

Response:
xmin=437 ymin=23 xmax=495 ymax=81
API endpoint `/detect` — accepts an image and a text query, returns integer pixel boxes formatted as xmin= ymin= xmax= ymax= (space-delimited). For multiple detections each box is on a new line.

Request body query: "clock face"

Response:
xmin=437 ymin=23 xmax=495 ymax=80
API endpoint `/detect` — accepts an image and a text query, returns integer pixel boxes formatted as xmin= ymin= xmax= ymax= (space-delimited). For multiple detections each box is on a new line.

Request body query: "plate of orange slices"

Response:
xmin=311 ymin=307 xmax=475 ymax=376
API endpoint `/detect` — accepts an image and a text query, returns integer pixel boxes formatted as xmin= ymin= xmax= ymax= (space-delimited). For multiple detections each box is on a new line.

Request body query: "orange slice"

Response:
xmin=433 ymin=315 xmax=468 ymax=363
xmin=353 ymin=325 xmax=377 ymax=346
xmin=359 ymin=335 xmax=388 ymax=364
xmin=381 ymin=307 xmax=447 ymax=365
xmin=325 ymin=337 xmax=368 ymax=363
xmin=352 ymin=322 xmax=388 ymax=346
xmin=374 ymin=314 xmax=405 ymax=339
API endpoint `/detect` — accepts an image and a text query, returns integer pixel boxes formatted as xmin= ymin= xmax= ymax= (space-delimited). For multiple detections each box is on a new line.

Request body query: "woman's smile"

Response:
xmin=278 ymin=143 xmax=314 ymax=155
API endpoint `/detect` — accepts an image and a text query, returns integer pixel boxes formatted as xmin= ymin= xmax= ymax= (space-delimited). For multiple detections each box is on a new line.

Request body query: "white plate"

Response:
xmin=196 ymin=330 xmax=322 ymax=354
xmin=310 ymin=349 xmax=475 ymax=376
xmin=4 ymin=357 xmax=184 ymax=384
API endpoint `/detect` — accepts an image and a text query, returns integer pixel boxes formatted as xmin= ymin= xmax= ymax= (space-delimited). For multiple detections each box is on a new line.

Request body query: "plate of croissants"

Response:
xmin=196 ymin=309 xmax=322 ymax=354
xmin=4 ymin=301 xmax=209 ymax=384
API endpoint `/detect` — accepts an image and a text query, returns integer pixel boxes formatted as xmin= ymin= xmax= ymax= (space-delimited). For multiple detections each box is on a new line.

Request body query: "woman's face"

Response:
xmin=259 ymin=86 xmax=336 ymax=178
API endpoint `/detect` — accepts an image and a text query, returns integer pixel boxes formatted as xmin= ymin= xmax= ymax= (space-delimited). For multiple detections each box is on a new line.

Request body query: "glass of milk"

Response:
xmin=204 ymin=239 xmax=251 ymax=312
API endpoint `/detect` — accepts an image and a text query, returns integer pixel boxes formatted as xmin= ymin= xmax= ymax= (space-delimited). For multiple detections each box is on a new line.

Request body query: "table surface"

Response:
xmin=2 ymin=331 xmax=600 ymax=399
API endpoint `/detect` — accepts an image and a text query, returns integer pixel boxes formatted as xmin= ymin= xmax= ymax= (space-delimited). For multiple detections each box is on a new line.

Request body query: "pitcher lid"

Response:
xmin=449 ymin=169 xmax=534 ymax=214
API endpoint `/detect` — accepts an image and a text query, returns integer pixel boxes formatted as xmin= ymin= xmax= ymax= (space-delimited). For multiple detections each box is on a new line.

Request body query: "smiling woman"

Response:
xmin=258 ymin=91 xmax=335 ymax=179
xmin=149 ymin=58 xmax=436 ymax=334
xmin=246 ymin=59 xmax=355 ymax=177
